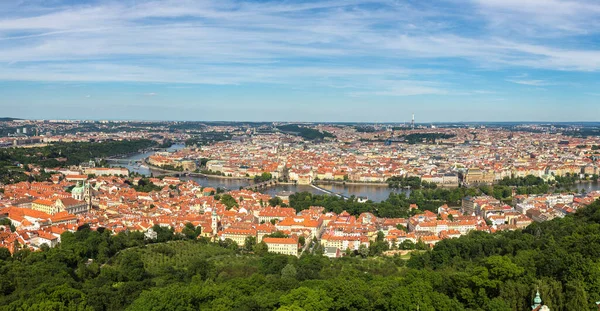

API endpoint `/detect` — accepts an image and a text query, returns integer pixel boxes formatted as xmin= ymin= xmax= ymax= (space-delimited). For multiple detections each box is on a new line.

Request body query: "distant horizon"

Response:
xmin=4 ymin=116 xmax=600 ymax=125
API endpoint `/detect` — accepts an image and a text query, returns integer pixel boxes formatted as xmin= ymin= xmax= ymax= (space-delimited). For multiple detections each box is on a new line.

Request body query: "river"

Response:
xmin=111 ymin=145 xmax=600 ymax=202
xmin=259 ymin=183 xmax=412 ymax=202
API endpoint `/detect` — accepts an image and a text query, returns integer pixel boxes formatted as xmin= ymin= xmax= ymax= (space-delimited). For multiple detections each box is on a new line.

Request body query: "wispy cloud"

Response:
xmin=349 ymin=80 xmax=450 ymax=97
xmin=0 ymin=0 xmax=598 ymax=97
xmin=471 ymin=0 xmax=600 ymax=37
xmin=506 ymin=79 xmax=552 ymax=86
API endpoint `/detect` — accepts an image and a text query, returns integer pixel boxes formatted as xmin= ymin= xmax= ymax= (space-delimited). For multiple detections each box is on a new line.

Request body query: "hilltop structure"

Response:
xmin=532 ymin=290 xmax=550 ymax=311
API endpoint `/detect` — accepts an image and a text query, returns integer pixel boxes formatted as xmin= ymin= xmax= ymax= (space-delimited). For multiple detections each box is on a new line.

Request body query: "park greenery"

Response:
xmin=402 ymin=133 xmax=456 ymax=144
xmin=2 ymin=200 xmax=600 ymax=310
xmin=286 ymin=189 xmax=501 ymax=218
xmin=219 ymin=194 xmax=239 ymax=209
xmin=354 ymin=126 xmax=378 ymax=133
xmin=0 ymin=140 xmax=156 ymax=184
xmin=287 ymin=189 xmax=491 ymax=218
xmin=385 ymin=174 xmax=594 ymax=210
xmin=387 ymin=176 xmax=425 ymax=189
xmin=198 ymin=169 xmax=227 ymax=176
xmin=292 ymin=175 xmax=595 ymax=219
xmin=276 ymin=124 xmax=335 ymax=141
xmin=254 ymin=172 xmax=273 ymax=183
xmin=562 ymin=127 xmax=600 ymax=138
xmin=127 ymin=179 xmax=164 ymax=193
xmin=0 ymin=139 xmax=155 ymax=168
xmin=155 ymin=139 xmax=174 ymax=149
xmin=185 ymin=132 xmax=232 ymax=147
xmin=155 ymin=164 xmax=184 ymax=172
xmin=0 ymin=165 xmax=52 ymax=185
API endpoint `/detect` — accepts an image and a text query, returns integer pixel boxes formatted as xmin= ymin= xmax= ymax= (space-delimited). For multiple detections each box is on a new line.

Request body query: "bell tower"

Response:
xmin=211 ymin=208 xmax=218 ymax=237
xmin=83 ymin=181 xmax=93 ymax=211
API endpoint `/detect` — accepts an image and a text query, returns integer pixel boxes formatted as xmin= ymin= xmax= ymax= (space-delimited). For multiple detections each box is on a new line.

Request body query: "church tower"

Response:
xmin=211 ymin=208 xmax=218 ymax=238
xmin=532 ymin=290 xmax=550 ymax=311
xmin=83 ymin=181 xmax=93 ymax=211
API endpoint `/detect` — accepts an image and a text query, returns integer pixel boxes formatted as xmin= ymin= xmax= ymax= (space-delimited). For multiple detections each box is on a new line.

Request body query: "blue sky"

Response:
xmin=0 ymin=0 xmax=599 ymax=122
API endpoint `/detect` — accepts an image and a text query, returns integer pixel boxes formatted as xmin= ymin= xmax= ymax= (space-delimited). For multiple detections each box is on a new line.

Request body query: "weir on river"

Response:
xmin=310 ymin=184 xmax=349 ymax=200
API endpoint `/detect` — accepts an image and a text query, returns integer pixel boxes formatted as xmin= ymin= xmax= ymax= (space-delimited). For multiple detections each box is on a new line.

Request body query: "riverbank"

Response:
xmin=141 ymin=160 xmax=182 ymax=174
xmin=143 ymin=159 xmax=254 ymax=180
xmin=192 ymin=173 xmax=252 ymax=180
xmin=313 ymin=179 xmax=460 ymax=189
xmin=313 ymin=180 xmax=389 ymax=186
xmin=573 ymin=179 xmax=600 ymax=184
xmin=110 ymin=146 xmax=600 ymax=202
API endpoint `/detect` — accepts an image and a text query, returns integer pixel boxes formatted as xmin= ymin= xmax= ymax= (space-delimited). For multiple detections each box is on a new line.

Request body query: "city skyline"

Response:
xmin=1 ymin=0 xmax=600 ymax=121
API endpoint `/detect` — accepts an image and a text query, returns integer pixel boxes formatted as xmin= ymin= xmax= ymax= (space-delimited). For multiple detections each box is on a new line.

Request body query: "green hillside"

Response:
xmin=2 ymin=200 xmax=600 ymax=310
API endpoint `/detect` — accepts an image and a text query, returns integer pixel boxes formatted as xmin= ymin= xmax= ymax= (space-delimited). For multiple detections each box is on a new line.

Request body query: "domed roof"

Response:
xmin=534 ymin=291 xmax=542 ymax=304
xmin=72 ymin=182 xmax=85 ymax=194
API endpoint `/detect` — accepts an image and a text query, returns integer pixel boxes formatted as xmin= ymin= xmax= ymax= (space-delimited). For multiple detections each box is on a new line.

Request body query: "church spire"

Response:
xmin=532 ymin=288 xmax=548 ymax=310
xmin=533 ymin=290 xmax=542 ymax=308
xmin=211 ymin=207 xmax=218 ymax=238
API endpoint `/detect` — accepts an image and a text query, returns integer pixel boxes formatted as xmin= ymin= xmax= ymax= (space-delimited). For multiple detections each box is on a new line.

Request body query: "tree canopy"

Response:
xmin=2 ymin=199 xmax=600 ymax=310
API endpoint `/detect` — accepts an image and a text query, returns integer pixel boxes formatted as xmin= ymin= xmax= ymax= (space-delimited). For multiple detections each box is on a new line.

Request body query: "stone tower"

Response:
xmin=83 ymin=181 xmax=93 ymax=211
xmin=211 ymin=208 xmax=218 ymax=237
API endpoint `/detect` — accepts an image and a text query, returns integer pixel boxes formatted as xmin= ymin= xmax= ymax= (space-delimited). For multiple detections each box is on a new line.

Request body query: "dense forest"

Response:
xmin=354 ymin=126 xmax=378 ymax=133
xmin=185 ymin=132 xmax=232 ymax=147
xmin=2 ymin=200 xmax=600 ymax=310
xmin=0 ymin=140 xmax=155 ymax=184
xmin=0 ymin=140 xmax=155 ymax=168
xmin=562 ymin=127 xmax=600 ymax=138
xmin=276 ymin=125 xmax=335 ymax=141
xmin=402 ymin=133 xmax=456 ymax=144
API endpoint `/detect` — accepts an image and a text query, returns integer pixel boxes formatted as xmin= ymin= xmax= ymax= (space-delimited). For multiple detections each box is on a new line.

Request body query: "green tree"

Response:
xmin=118 ymin=251 xmax=146 ymax=282
xmin=281 ymin=264 xmax=297 ymax=280
xmin=181 ymin=222 xmax=200 ymax=240
xmin=298 ymin=236 xmax=306 ymax=247
xmin=400 ymin=240 xmax=415 ymax=250
xmin=485 ymin=256 xmax=524 ymax=281
xmin=0 ymin=247 xmax=11 ymax=261
xmin=244 ymin=236 xmax=257 ymax=252
xmin=220 ymin=194 xmax=239 ymax=209
xmin=564 ymin=280 xmax=589 ymax=311
xmin=279 ymin=287 xmax=334 ymax=311
xmin=253 ymin=241 xmax=269 ymax=256
xmin=268 ymin=196 xmax=283 ymax=207
xmin=358 ymin=244 xmax=369 ymax=258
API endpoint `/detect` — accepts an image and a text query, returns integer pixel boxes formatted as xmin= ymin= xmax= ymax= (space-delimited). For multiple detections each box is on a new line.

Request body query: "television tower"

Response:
xmin=411 ymin=113 xmax=415 ymax=129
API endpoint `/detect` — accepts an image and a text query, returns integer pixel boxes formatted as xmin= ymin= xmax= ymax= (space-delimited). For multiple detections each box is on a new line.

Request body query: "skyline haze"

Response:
xmin=1 ymin=0 xmax=599 ymax=121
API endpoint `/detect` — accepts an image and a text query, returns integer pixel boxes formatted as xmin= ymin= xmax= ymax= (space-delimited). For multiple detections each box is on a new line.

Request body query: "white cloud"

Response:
xmin=0 ymin=0 xmax=598 ymax=95
xmin=471 ymin=0 xmax=600 ymax=36
xmin=506 ymin=79 xmax=552 ymax=86
xmin=349 ymin=80 xmax=449 ymax=97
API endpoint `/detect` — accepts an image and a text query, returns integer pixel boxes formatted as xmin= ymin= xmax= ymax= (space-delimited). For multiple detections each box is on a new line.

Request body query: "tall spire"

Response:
xmin=411 ymin=113 xmax=415 ymax=130
xmin=532 ymin=289 xmax=542 ymax=309
xmin=211 ymin=207 xmax=218 ymax=237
